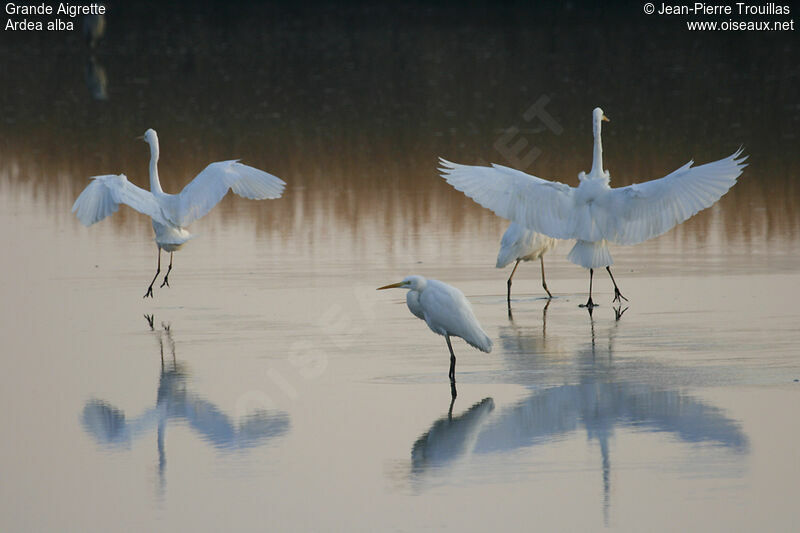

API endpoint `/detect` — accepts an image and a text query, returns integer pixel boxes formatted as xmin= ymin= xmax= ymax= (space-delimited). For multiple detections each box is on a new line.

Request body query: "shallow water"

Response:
xmin=2 ymin=3 xmax=800 ymax=531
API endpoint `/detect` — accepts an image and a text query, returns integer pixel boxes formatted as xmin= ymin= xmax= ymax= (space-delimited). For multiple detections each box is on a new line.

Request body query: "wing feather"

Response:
xmin=439 ymin=159 xmax=577 ymax=239
xmin=171 ymin=161 xmax=286 ymax=227
xmin=72 ymin=174 xmax=165 ymax=226
xmin=421 ymin=281 xmax=492 ymax=353
xmin=596 ymin=149 xmax=747 ymax=244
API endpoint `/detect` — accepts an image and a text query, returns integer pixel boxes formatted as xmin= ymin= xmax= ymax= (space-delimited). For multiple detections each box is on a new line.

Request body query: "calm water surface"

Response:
xmin=1 ymin=3 xmax=799 ymax=531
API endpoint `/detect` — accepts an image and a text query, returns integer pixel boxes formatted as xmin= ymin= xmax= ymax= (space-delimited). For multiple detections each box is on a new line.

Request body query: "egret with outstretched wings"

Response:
xmin=441 ymin=108 xmax=747 ymax=308
xmin=72 ymin=129 xmax=286 ymax=297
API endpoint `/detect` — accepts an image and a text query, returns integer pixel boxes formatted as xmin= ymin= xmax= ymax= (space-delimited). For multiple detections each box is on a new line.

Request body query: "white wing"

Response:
xmin=421 ymin=280 xmax=492 ymax=353
xmin=496 ymin=222 xmax=555 ymax=267
xmin=72 ymin=174 xmax=166 ymax=226
xmin=596 ymin=148 xmax=747 ymax=245
xmin=168 ymin=160 xmax=286 ymax=227
xmin=439 ymin=159 xmax=577 ymax=239
xmin=497 ymin=222 xmax=530 ymax=268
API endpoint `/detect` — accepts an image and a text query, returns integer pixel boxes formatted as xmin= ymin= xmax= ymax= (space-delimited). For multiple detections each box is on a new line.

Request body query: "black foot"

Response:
xmin=613 ymin=288 xmax=628 ymax=303
xmin=144 ymin=286 xmax=154 ymax=298
xmin=160 ymin=276 xmax=170 ymax=289
xmin=543 ymin=284 xmax=553 ymax=299
xmin=144 ymin=314 xmax=154 ymax=330
xmin=579 ymin=297 xmax=598 ymax=309
xmin=614 ymin=306 xmax=629 ymax=321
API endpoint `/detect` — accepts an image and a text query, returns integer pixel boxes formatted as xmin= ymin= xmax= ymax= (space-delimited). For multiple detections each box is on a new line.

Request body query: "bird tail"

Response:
xmin=466 ymin=330 xmax=493 ymax=353
xmin=496 ymin=247 xmax=517 ymax=269
xmin=567 ymin=240 xmax=613 ymax=269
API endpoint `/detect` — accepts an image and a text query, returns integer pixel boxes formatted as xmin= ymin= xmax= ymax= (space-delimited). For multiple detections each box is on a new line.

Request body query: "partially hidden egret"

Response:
xmin=377 ymin=276 xmax=492 ymax=390
xmin=72 ymin=129 xmax=286 ymax=297
xmin=496 ymin=222 xmax=557 ymax=303
xmin=441 ymin=108 xmax=747 ymax=308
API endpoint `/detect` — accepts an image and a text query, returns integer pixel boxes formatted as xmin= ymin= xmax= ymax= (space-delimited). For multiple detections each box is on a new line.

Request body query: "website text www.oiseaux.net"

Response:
xmin=686 ymin=18 xmax=794 ymax=30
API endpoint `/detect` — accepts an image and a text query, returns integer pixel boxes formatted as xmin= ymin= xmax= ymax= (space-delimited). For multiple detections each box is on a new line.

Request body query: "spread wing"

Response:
xmin=439 ymin=159 xmax=577 ymax=239
xmin=596 ymin=148 xmax=747 ymax=245
xmin=168 ymin=160 xmax=286 ymax=227
xmin=72 ymin=174 xmax=166 ymax=226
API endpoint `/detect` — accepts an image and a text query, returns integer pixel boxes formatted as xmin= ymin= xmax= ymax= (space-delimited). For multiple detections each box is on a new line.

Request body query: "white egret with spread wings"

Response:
xmin=441 ymin=108 xmax=747 ymax=308
xmin=72 ymin=129 xmax=286 ymax=297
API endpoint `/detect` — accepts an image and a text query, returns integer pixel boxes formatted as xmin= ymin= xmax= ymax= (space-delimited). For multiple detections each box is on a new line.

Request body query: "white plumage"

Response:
xmin=378 ymin=275 xmax=492 ymax=386
xmin=72 ymin=128 xmax=286 ymax=297
xmin=440 ymin=107 xmax=747 ymax=307
xmin=496 ymin=222 xmax=557 ymax=302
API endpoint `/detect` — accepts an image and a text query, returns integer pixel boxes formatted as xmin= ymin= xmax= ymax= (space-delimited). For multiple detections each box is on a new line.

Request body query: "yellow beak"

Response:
xmin=602 ymin=115 xmax=610 ymax=122
xmin=377 ymin=281 xmax=405 ymax=290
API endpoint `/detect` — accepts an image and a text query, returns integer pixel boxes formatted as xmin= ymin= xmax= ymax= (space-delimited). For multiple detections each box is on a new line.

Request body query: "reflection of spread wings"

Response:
xmin=82 ymin=323 xmax=290 ymax=451
xmin=82 ymin=398 xmax=289 ymax=450
xmin=472 ymin=383 xmax=748 ymax=454
xmin=180 ymin=399 xmax=289 ymax=450
xmin=82 ymin=379 xmax=289 ymax=451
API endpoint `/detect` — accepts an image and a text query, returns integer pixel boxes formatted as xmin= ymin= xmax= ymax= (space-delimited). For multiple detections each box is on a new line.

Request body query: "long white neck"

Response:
xmin=148 ymin=138 xmax=163 ymax=194
xmin=589 ymin=117 xmax=603 ymax=178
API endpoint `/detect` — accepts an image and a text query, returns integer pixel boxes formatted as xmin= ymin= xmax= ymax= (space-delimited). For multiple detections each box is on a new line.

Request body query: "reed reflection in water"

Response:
xmin=1 ymin=3 xmax=798 ymax=278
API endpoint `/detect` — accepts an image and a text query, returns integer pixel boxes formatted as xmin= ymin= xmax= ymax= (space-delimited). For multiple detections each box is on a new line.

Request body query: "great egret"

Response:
xmin=496 ymin=222 xmax=557 ymax=303
xmin=72 ymin=129 xmax=286 ymax=297
xmin=377 ymin=275 xmax=492 ymax=390
xmin=441 ymin=107 xmax=747 ymax=308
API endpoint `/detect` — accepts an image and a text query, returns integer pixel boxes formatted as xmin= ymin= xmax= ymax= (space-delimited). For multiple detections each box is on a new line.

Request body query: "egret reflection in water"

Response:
xmin=81 ymin=318 xmax=290 ymax=495
xmin=84 ymin=55 xmax=108 ymax=101
xmin=410 ymin=305 xmax=749 ymax=525
xmin=411 ymin=397 xmax=495 ymax=475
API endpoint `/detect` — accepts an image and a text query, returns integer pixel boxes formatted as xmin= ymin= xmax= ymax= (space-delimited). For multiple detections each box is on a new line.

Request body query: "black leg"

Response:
xmin=542 ymin=299 xmax=551 ymax=336
xmin=446 ymin=335 xmax=457 ymax=383
xmin=606 ymin=266 xmax=628 ymax=303
xmin=507 ymin=259 xmax=520 ymax=305
xmin=580 ymin=268 xmax=597 ymax=308
xmin=160 ymin=252 xmax=173 ymax=288
xmin=540 ymin=256 xmax=552 ymax=298
xmin=144 ymin=248 xmax=161 ymax=298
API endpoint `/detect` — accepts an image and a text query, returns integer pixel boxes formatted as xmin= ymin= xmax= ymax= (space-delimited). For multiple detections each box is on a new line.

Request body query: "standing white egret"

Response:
xmin=496 ymin=222 xmax=557 ymax=303
xmin=72 ymin=129 xmax=286 ymax=297
xmin=377 ymin=276 xmax=492 ymax=390
xmin=440 ymin=108 xmax=747 ymax=308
